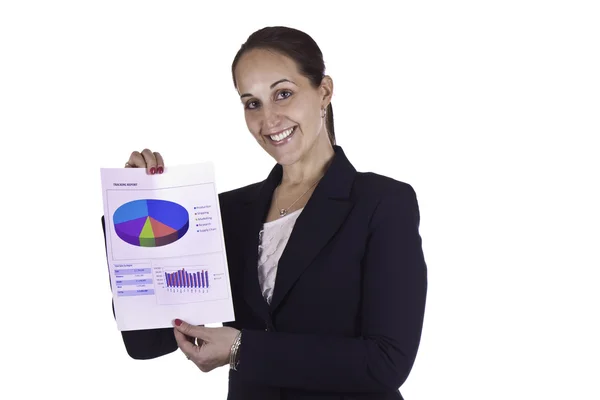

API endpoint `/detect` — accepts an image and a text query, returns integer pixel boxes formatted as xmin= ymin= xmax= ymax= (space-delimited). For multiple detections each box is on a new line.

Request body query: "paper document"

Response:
xmin=100 ymin=163 xmax=235 ymax=331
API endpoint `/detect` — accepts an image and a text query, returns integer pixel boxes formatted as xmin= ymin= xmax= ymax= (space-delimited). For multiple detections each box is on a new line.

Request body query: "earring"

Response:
xmin=321 ymin=108 xmax=326 ymax=118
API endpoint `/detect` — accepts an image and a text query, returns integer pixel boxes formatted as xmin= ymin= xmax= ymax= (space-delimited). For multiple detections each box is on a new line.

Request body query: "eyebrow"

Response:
xmin=240 ymin=79 xmax=297 ymax=99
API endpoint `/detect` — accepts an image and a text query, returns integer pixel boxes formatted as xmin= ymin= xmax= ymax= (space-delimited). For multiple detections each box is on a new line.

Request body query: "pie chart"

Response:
xmin=113 ymin=199 xmax=189 ymax=247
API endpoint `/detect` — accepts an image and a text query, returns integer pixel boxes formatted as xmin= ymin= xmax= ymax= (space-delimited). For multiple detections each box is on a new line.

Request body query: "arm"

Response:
xmin=235 ymin=185 xmax=428 ymax=392
xmin=102 ymin=216 xmax=178 ymax=360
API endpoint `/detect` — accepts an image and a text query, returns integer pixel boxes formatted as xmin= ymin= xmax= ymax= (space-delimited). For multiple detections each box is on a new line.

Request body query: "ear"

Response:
xmin=319 ymin=75 xmax=334 ymax=108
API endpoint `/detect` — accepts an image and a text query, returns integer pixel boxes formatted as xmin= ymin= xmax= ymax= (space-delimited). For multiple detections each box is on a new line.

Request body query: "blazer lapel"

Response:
xmin=239 ymin=146 xmax=357 ymax=320
xmin=268 ymin=146 xmax=356 ymax=313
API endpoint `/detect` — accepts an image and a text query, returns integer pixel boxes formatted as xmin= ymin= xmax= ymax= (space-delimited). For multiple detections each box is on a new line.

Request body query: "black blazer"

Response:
xmin=102 ymin=145 xmax=427 ymax=400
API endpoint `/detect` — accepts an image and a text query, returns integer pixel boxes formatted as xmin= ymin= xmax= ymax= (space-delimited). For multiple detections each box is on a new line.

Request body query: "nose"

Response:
xmin=262 ymin=105 xmax=281 ymax=130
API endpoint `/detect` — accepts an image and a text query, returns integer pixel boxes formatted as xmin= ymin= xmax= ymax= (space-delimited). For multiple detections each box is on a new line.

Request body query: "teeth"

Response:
xmin=270 ymin=127 xmax=295 ymax=142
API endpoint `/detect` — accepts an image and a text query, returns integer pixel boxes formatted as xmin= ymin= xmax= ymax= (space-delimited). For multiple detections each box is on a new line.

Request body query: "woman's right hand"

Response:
xmin=125 ymin=148 xmax=165 ymax=175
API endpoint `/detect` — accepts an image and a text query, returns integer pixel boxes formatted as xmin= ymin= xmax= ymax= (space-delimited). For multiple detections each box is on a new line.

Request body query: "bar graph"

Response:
xmin=165 ymin=268 xmax=209 ymax=289
xmin=153 ymin=265 xmax=227 ymax=305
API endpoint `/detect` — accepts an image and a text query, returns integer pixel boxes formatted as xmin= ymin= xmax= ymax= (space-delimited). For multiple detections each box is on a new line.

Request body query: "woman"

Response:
xmin=111 ymin=26 xmax=427 ymax=399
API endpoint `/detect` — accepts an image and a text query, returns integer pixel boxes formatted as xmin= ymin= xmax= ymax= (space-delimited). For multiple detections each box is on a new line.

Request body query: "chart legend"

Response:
xmin=113 ymin=199 xmax=189 ymax=247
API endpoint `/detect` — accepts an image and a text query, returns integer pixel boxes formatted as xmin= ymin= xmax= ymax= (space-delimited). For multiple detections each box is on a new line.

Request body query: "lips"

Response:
xmin=267 ymin=126 xmax=297 ymax=143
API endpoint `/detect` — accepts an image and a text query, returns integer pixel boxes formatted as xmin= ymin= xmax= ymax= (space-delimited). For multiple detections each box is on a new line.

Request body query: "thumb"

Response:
xmin=173 ymin=319 xmax=209 ymax=340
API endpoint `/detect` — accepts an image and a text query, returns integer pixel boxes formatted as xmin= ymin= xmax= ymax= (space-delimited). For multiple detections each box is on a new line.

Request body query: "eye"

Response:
xmin=277 ymin=90 xmax=293 ymax=100
xmin=245 ymin=100 xmax=259 ymax=110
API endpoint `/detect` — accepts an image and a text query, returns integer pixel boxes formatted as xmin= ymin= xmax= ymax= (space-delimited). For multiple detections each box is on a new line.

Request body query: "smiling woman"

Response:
xmin=233 ymin=46 xmax=334 ymax=172
xmin=232 ymin=27 xmax=336 ymax=148
xmin=107 ymin=26 xmax=428 ymax=400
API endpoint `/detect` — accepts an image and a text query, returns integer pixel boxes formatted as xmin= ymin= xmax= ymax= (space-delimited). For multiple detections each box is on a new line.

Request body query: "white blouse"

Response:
xmin=257 ymin=208 xmax=304 ymax=305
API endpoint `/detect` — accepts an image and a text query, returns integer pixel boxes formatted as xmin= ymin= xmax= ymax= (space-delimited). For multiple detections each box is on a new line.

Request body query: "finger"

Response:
xmin=184 ymin=334 xmax=205 ymax=349
xmin=126 ymin=151 xmax=146 ymax=168
xmin=173 ymin=319 xmax=211 ymax=342
xmin=174 ymin=327 xmax=199 ymax=356
xmin=140 ymin=148 xmax=157 ymax=174
xmin=184 ymin=334 xmax=195 ymax=344
xmin=154 ymin=152 xmax=164 ymax=174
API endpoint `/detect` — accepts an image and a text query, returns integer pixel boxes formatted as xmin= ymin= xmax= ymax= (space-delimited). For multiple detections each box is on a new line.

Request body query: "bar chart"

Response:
xmin=165 ymin=268 xmax=210 ymax=290
xmin=153 ymin=265 xmax=222 ymax=305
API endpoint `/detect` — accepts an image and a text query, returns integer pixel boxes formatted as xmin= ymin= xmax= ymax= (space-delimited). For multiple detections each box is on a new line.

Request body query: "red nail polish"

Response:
xmin=157 ymin=166 xmax=163 ymax=174
xmin=174 ymin=319 xmax=182 ymax=326
xmin=150 ymin=167 xmax=156 ymax=174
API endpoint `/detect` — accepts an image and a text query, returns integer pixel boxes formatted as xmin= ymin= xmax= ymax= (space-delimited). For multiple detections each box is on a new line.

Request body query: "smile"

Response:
xmin=268 ymin=126 xmax=297 ymax=143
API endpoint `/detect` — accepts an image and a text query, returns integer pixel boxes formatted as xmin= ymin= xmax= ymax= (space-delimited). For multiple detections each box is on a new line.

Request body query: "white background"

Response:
xmin=1 ymin=1 xmax=598 ymax=399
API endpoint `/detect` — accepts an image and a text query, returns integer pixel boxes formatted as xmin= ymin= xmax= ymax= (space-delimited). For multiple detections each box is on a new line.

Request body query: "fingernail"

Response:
xmin=157 ymin=166 xmax=163 ymax=174
xmin=174 ymin=319 xmax=182 ymax=326
xmin=150 ymin=167 xmax=156 ymax=175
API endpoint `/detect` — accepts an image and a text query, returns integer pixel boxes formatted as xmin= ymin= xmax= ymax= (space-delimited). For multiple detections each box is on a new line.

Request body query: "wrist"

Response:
xmin=229 ymin=330 xmax=242 ymax=370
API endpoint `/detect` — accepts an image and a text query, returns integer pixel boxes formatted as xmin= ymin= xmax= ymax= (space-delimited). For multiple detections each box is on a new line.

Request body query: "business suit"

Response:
xmin=103 ymin=145 xmax=427 ymax=399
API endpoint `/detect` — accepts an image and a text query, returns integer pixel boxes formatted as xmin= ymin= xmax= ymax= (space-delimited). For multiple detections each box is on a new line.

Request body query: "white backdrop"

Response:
xmin=1 ymin=1 xmax=598 ymax=399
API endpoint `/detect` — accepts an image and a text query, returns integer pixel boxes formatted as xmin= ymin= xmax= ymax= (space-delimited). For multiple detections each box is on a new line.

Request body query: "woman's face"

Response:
xmin=234 ymin=48 xmax=332 ymax=165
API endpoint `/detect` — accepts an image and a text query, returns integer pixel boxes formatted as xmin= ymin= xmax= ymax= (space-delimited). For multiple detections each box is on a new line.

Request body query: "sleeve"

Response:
xmin=234 ymin=185 xmax=428 ymax=392
xmin=102 ymin=216 xmax=178 ymax=360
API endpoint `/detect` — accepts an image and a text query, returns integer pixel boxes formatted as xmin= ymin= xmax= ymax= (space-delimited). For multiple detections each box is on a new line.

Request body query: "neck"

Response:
xmin=280 ymin=135 xmax=335 ymax=187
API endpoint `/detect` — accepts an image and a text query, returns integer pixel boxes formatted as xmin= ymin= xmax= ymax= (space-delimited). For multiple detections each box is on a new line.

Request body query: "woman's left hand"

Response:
xmin=172 ymin=319 xmax=240 ymax=372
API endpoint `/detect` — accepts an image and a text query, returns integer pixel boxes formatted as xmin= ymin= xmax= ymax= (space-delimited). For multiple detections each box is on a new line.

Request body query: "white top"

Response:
xmin=257 ymin=208 xmax=303 ymax=304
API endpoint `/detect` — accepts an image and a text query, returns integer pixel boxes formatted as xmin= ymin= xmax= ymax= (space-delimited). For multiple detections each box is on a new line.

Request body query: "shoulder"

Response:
xmin=217 ymin=182 xmax=262 ymax=219
xmin=217 ymin=180 xmax=265 ymax=220
xmin=353 ymin=171 xmax=418 ymax=202
xmin=352 ymin=171 xmax=421 ymax=227
xmin=215 ymin=182 xmax=263 ymax=234
xmin=218 ymin=182 xmax=260 ymax=204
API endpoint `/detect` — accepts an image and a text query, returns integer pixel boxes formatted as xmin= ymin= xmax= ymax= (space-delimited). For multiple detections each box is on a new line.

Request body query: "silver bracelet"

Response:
xmin=229 ymin=331 xmax=242 ymax=370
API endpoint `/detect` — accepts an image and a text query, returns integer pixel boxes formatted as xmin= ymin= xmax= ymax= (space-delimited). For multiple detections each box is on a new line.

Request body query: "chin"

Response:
xmin=275 ymin=155 xmax=301 ymax=166
xmin=266 ymin=146 xmax=303 ymax=166
xmin=256 ymin=136 xmax=298 ymax=164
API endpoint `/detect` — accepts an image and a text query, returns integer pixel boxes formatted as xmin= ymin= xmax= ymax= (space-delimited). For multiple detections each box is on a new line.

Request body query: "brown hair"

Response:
xmin=231 ymin=26 xmax=335 ymax=146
